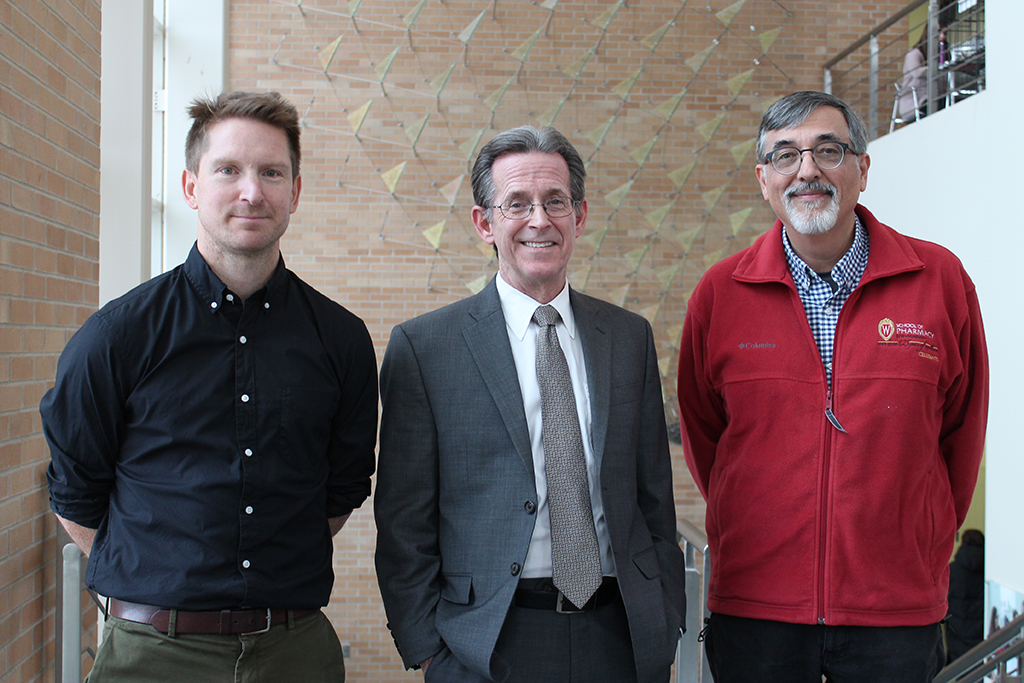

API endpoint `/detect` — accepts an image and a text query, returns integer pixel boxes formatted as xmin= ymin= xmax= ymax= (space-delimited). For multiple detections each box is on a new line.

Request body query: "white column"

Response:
xmin=99 ymin=0 xmax=154 ymax=305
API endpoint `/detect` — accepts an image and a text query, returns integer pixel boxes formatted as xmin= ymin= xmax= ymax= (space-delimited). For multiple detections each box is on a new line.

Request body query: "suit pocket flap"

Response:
xmin=440 ymin=573 xmax=473 ymax=604
xmin=608 ymin=381 xmax=643 ymax=406
xmin=632 ymin=546 xmax=662 ymax=580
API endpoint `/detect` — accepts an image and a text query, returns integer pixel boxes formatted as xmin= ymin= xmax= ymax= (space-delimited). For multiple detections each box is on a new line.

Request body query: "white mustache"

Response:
xmin=785 ymin=181 xmax=836 ymax=200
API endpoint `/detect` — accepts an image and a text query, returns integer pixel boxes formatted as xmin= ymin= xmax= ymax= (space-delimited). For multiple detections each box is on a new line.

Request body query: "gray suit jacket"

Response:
xmin=375 ymin=279 xmax=685 ymax=683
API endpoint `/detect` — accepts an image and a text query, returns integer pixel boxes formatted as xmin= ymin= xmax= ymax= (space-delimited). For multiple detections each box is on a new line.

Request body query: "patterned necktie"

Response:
xmin=532 ymin=304 xmax=602 ymax=609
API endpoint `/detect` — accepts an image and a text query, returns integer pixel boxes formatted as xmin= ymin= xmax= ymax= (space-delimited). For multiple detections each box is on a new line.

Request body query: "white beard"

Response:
xmin=784 ymin=182 xmax=840 ymax=235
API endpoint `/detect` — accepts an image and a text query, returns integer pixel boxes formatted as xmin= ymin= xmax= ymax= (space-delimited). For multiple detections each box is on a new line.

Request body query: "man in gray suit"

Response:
xmin=374 ymin=126 xmax=686 ymax=683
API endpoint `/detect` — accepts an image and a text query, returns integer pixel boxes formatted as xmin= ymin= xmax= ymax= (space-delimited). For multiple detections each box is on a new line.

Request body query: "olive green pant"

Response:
xmin=87 ymin=610 xmax=346 ymax=683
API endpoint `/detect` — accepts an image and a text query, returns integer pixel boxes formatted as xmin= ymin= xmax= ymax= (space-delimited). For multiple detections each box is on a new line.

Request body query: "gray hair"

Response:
xmin=470 ymin=126 xmax=586 ymax=211
xmin=756 ymin=91 xmax=869 ymax=163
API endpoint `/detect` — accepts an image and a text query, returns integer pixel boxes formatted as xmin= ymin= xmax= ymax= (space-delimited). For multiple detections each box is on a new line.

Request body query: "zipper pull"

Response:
xmin=825 ymin=390 xmax=847 ymax=433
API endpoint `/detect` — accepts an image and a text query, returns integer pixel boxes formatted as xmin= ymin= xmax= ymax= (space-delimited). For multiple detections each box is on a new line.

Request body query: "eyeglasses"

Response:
xmin=763 ymin=141 xmax=854 ymax=175
xmin=490 ymin=196 xmax=577 ymax=220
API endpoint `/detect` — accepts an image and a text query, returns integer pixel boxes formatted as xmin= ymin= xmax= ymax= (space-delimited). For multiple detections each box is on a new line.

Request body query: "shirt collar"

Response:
xmin=495 ymin=274 xmax=576 ymax=342
xmin=783 ymin=216 xmax=869 ymax=292
xmin=183 ymin=243 xmax=289 ymax=313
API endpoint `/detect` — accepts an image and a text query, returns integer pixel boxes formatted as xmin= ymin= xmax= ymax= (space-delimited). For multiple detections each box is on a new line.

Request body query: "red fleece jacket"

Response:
xmin=677 ymin=205 xmax=988 ymax=627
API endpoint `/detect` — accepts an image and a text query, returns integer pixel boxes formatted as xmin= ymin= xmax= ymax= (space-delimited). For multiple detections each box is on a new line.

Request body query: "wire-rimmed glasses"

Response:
xmin=490 ymin=196 xmax=577 ymax=220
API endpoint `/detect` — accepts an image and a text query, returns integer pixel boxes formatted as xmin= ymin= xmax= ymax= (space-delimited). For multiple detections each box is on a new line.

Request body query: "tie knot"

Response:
xmin=533 ymin=305 xmax=561 ymax=328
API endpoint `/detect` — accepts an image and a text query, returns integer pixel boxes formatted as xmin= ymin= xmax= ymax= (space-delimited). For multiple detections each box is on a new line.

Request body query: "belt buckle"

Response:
xmin=555 ymin=592 xmax=584 ymax=614
xmin=240 ymin=608 xmax=273 ymax=635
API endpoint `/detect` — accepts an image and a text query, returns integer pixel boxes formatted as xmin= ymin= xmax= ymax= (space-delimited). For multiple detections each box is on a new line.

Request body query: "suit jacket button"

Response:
xmin=510 ymin=562 xmax=521 ymax=576
xmin=524 ymin=501 xmax=536 ymax=514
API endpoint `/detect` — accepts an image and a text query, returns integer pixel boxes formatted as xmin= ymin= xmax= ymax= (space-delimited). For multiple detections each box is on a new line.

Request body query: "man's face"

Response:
xmin=183 ymin=117 xmax=301 ymax=259
xmin=472 ymin=151 xmax=587 ymax=303
xmin=755 ymin=106 xmax=869 ymax=236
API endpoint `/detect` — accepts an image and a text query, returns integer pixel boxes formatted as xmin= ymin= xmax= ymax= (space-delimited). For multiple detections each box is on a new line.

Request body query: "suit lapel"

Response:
xmin=571 ymin=290 xmax=612 ymax=461
xmin=463 ymin=280 xmax=536 ymax=482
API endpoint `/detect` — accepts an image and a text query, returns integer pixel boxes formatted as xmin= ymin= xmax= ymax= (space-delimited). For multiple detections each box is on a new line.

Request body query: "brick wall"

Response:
xmin=225 ymin=1 xmax=906 ymax=679
xmin=0 ymin=0 xmax=102 ymax=681
xmin=0 ymin=0 xmax=911 ymax=681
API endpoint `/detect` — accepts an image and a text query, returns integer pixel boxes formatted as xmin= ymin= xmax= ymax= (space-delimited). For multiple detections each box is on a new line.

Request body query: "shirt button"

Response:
xmin=226 ymin=294 xmax=234 ymax=302
xmin=239 ymin=335 xmax=247 ymax=344
xmin=242 ymin=560 xmax=251 ymax=569
xmin=210 ymin=301 xmax=218 ymax=310
xmin=510 ymin=562 xmax=521 ymax=576
xmin=524 ymin=501 xmax=536 ymax=514
xmin=824 ymin=306 xmax=833 ymax=314
xmin=264 ymin=302 xmax=270 ymax=310
xmin=244 ymin=448 xmax=253 ymax=457
xmin=241 ymin=394 xmax=250 ymax=403
xmin=245 ymin=506 xmax=253 ymax=515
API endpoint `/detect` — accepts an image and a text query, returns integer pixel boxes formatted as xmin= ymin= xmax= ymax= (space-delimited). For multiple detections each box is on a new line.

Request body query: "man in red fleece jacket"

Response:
xmin=677 ymin=90 xmax=988 ymax=682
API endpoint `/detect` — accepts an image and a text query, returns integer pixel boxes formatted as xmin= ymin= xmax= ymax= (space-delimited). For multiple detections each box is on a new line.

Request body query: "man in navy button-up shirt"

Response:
xmin=41 ymin=91 xmax=377 ymax=682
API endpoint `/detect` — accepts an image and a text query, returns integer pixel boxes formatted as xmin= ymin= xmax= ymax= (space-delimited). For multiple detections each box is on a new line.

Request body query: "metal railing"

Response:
xmin=936 ymin=612 xmax=1024 ymax=683
xmin=824 ymin=0 xmax=985 ymax=141
xmin=55 ymin=533 xmax=84 ymax=683
xmin=55 ymin=524 xmax=97 ymax=683
xmin=674 ymin=518 xmax=712 ymax=683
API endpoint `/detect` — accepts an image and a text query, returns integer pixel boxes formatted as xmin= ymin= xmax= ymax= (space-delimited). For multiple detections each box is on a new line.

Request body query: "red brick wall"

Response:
xmin=0 ymin=0 xmax=101 ymax=680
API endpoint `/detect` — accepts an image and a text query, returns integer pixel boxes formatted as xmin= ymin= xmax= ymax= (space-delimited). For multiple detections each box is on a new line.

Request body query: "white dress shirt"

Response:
xmin=495 ymin=274 xmax=615 ymax=578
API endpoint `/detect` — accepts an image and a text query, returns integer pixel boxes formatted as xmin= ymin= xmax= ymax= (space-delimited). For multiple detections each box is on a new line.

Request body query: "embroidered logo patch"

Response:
xmin=878 ymin=318 xmax=894 ymax=341
xmin=876 ymin=318 xmax=939 ymax=361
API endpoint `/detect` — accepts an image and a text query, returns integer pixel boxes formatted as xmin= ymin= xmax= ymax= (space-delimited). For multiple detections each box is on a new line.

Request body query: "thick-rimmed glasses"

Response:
xmin=763 ymin=141 xmax=854 ymax=175
xmin=490 ymin=196 xmax=577 ymax=220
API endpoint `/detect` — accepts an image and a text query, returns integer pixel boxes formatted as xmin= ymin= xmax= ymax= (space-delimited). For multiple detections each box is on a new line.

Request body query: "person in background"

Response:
xmin=947 ymin=529 xmax=985 ymax=662
xmin=41 ymin=91 xmax=378 ymax=682
xmin=677 ymin=91 xmax=989 ymax=683
xmin=899 ymin=30 xmax=928 ymax=122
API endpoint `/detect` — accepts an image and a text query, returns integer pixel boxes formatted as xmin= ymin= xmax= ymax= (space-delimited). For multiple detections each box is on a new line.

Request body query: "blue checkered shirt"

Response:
xmin=783 ymin=218 xmax=870 ymax=384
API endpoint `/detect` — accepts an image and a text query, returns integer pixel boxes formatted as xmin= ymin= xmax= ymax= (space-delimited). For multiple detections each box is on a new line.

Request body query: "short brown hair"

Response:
xmin=185 ymin=91 xmax=301 ymax=178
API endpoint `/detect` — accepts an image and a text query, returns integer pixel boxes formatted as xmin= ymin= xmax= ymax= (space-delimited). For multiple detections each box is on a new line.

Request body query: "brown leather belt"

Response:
xmin=108 ymin=598 xmax=317 ymax=635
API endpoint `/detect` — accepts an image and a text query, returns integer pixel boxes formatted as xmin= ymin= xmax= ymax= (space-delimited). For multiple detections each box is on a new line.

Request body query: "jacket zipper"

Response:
xmin=817 ymin=389 xmax=833 ymax=626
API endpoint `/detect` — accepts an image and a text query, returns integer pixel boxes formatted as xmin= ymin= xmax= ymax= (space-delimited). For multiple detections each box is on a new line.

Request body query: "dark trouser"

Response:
xmin=425 ymin=590 xmax=643 ymax=683
xmin=705 ymin=613 xmax=945 ymax=683
xmin=87 ymin=610 xmax=345 ymax=683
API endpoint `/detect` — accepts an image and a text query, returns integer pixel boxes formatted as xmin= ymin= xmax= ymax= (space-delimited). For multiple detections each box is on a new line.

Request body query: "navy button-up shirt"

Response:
xmin=42 ymin=245 xmax=377 ymax=610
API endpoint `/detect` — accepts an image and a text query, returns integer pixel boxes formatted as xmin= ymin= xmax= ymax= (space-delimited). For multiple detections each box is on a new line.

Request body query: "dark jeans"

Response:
xmin=705 ymin=613 xmax=945 ymax=683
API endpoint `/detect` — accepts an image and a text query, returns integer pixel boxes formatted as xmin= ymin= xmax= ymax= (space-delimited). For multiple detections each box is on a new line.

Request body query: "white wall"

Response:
xmin=861 ymin=2 xmax=1024 ymax=596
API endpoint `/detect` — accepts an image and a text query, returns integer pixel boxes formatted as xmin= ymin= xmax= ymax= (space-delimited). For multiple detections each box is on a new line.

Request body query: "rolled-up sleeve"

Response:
xmin=41 ymin=314 xmax=126 ymax=528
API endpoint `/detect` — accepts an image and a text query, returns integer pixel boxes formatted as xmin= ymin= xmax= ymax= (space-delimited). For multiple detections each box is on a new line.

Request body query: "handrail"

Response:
xmin=935 ymin=611 xmax=1024 ymax=683
xmin=674 ymin=517 xmax=712 ymax=683
xmin=824 ymin=0 xmax=928 ymax=69
xmin=59 ymin=542 xmax=83 ymax=683
xmin=677 ymin=517 xmax=708 ymax=555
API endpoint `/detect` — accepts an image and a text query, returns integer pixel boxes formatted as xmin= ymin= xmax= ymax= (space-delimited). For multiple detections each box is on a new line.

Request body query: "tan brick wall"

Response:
xmin=224 ymin=1 xmax=906 ymax=679
xmin=0 ymin=0 xmax=102 ymax=680
xmin=0 ymin=0 xmax=911 ymax=680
